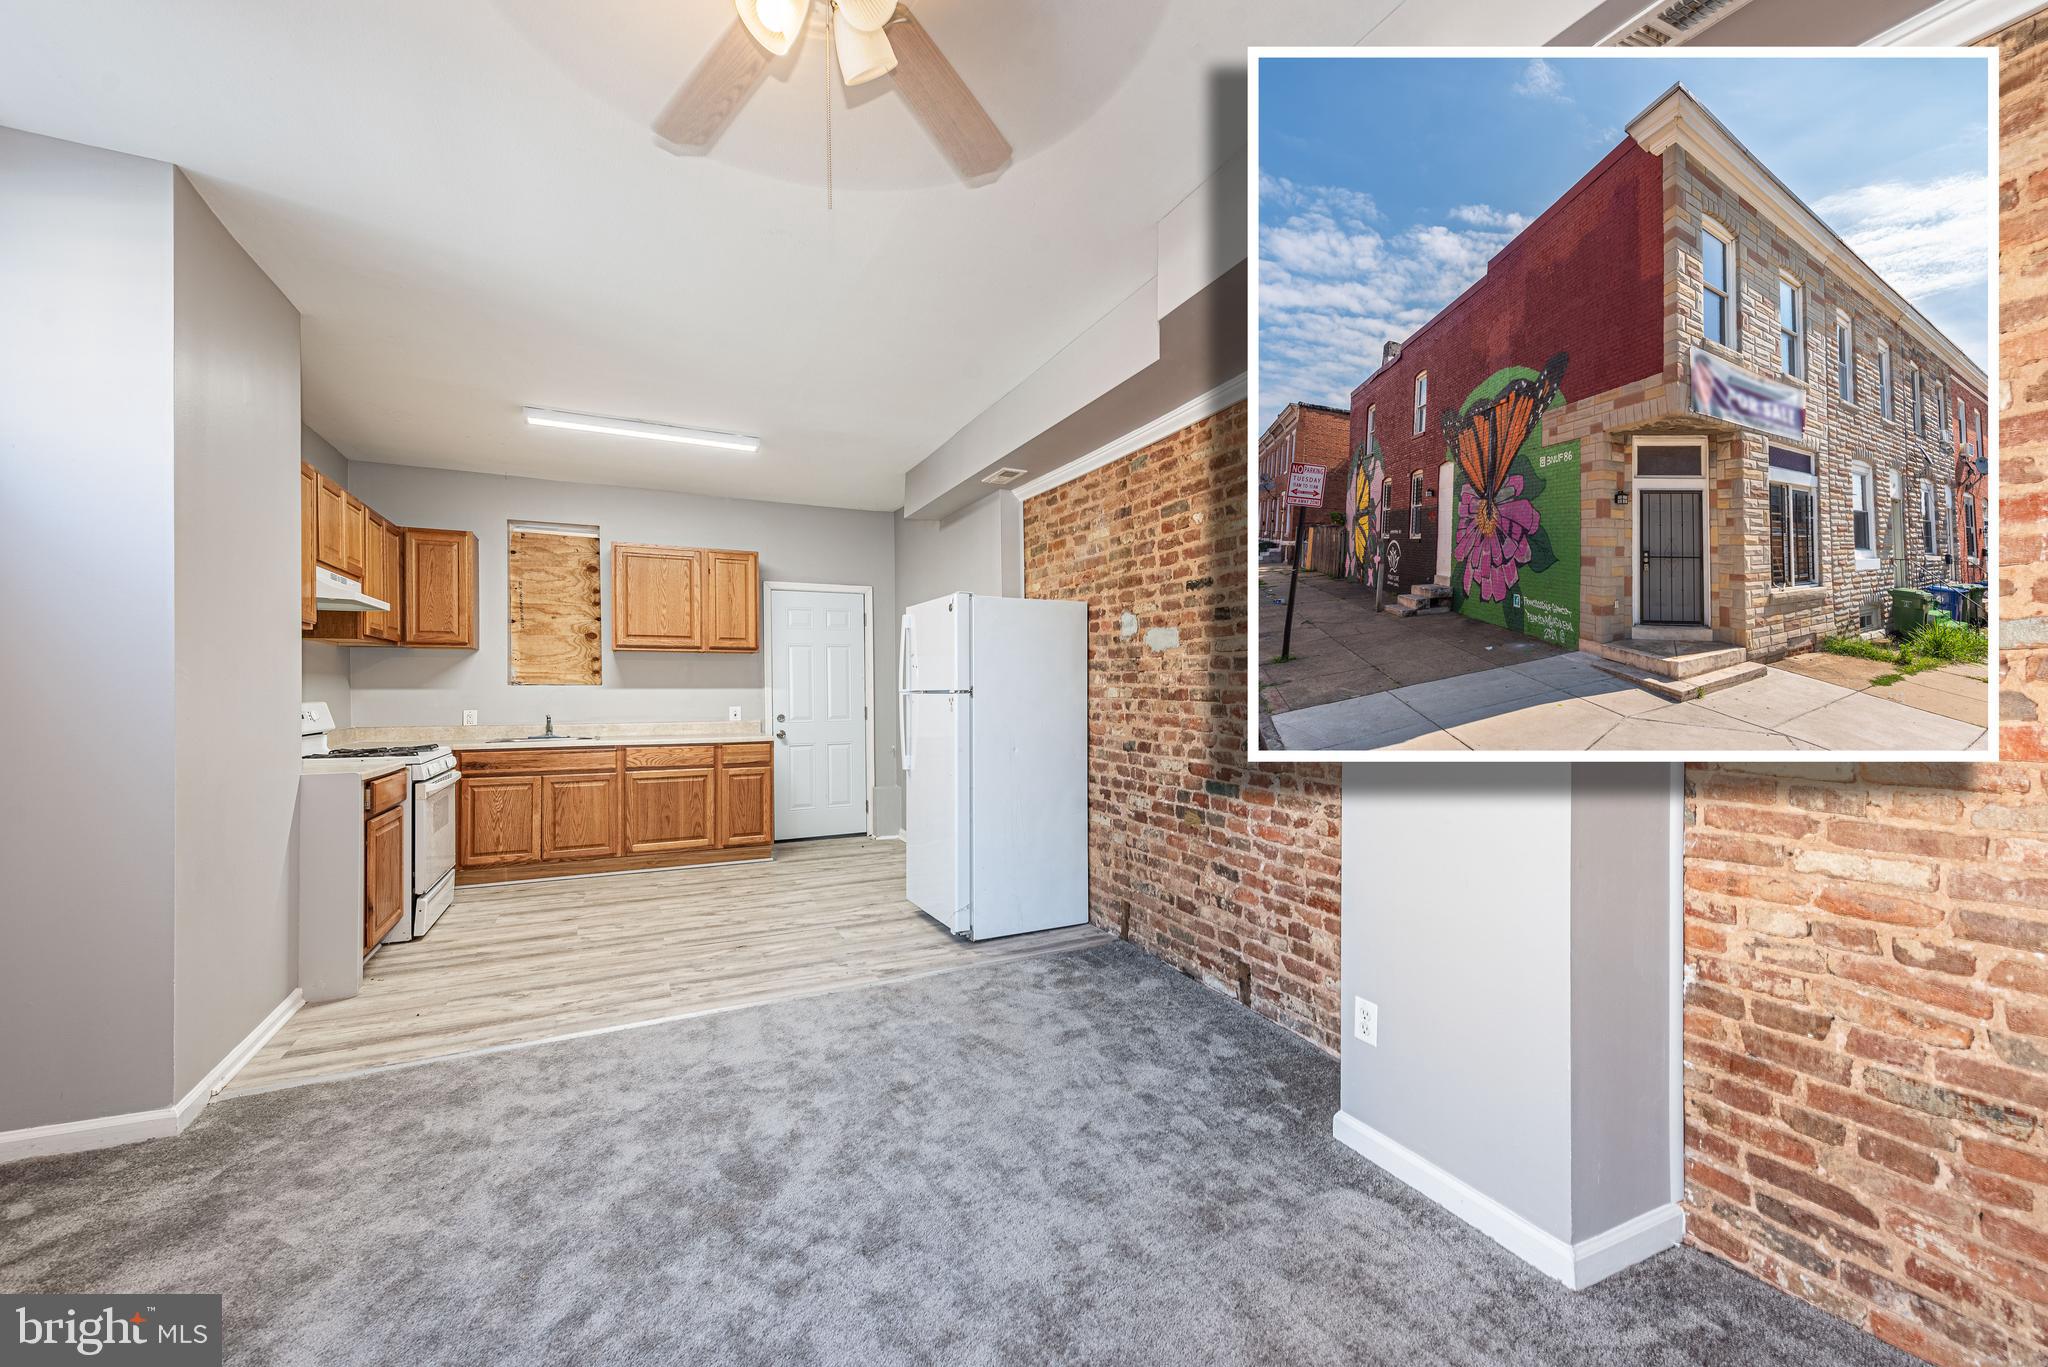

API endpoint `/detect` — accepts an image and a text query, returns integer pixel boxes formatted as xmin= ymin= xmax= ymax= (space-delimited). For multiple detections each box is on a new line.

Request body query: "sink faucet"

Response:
xmin=543 ymin=714 xmax=555 ymax=738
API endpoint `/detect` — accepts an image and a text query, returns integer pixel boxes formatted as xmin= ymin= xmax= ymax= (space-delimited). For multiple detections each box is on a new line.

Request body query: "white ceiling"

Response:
xmin=0 ymin=0 xmax=1424 ymax=511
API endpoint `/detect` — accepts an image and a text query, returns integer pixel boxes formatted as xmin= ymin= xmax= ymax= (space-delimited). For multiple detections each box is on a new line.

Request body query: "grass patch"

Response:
xmin=1822 ymin=636 xmax=1898 ymax=663
xmin=1820 ymin=620 xmax=1987 ymax=688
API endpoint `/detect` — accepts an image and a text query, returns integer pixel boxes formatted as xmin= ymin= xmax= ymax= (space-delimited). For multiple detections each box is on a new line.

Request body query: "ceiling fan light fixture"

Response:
xmin=836 ymin=0 xmax=897 ymax=32
xmin=834 ymin=11 xmax=897 ymax=86
xmin=734 ymin=0 xmax=810 ymax=56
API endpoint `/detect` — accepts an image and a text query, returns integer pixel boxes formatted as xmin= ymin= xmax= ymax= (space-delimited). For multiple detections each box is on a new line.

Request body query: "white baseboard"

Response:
xmin=0 ymin=990 xmax=301 ymax=1166
xmin=1332 ymin=1111 xmax=1683 ymax=1290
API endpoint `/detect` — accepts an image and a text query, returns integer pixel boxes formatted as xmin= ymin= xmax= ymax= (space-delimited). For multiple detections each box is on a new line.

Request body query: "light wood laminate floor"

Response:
xmin=230 ymin=837 xmax=1105 ymax=1093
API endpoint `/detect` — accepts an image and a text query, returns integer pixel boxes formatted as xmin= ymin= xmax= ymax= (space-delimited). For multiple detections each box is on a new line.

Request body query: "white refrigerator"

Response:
xmin=899 ymin=592 xmax=1088 ymax=940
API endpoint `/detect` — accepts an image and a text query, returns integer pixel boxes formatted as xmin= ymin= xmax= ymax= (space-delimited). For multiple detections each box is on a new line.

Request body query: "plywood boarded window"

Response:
xmin=509 ymin=523 xmax=602 ymax=685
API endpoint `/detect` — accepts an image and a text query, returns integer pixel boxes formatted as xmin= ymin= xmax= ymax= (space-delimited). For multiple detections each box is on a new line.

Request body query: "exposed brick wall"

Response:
xmin=1677 ymin=24 xmax=2048 ymax=1364
xmin=1257 ymin=402 xmax=1350 ymax=545
xmin=1023 ymin=403 xmax=1346 ymax=1049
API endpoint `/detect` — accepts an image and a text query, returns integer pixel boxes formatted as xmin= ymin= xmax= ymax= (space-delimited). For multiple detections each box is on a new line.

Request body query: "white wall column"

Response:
xmin=1335 ymin=762 xmax=1683 ymax=1289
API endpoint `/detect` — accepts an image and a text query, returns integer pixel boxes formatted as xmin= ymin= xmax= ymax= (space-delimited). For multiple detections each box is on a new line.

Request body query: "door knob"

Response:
xmin=775 ymin=729 xmax=787 ymax=740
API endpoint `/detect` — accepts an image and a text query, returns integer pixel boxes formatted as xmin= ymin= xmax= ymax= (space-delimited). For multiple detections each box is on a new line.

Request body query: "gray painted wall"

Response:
xmin=340 ymin=462 xmax=904 ymax=832
xmin=0 ymin=129 xmax=178 ymax=1130
xmin=894 ymin=491 xmax=1019 ymax=611
xmin=1342 ymin=764 xmax=1577 ymax=1240
xmin=299 ymin=427 xmax=353 ymax=728
xmin=170 ymin=171 xmax=303 ymax=1099
xmin=1341 ymin=763 xmax=1677 ymax=1247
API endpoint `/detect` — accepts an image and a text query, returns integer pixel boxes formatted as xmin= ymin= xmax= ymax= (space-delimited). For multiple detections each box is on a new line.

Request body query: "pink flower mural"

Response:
xmin=1454 ymin=474 xmax=1540 ymax=603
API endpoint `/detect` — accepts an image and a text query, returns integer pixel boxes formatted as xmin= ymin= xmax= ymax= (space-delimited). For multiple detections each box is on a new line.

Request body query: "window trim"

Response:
xmin=1700 ymin=219 xmax=1734 ymax=348
xmin=1877 ymin=343 xmax=1893 ymax=421
xmin=1408 ymin=470 xmax=1425 ymax=537
xmin=1850 ymin=460 xmax=1878 ymax=569
xmin=1413 ymin=372 xmax=1428 ymax=435
xmin=1919 ymin=477 xmax=1937 ymax=556
xmin=1912 ymin=367 xmax=1924 ymax=436
xmin=1365 ymin=404 xmax=1376 ymax=453
xmin=1964 ymin=491 xmax=1979 ymax=563
xmin=1834 ymin=311 xmax=1854 ymax=404
xmin=1777 ymin=275 xmax=1804 ymax=379
xmin=1766 ymin=447 xmax=1819 ymax=591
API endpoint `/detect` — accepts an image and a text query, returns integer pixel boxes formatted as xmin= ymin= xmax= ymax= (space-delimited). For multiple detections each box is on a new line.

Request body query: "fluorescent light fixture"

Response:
xmin=522 ymin=407 xmax=760 ymax=453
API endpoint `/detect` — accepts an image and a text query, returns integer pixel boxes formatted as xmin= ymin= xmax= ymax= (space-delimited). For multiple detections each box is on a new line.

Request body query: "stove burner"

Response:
xmin=323 ymin=745 xmax=442 ymax=758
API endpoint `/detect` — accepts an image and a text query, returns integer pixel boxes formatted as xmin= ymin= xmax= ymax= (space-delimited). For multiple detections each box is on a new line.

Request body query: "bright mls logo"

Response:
xmin=5 ymin=1296 xmax=220 ymax=1364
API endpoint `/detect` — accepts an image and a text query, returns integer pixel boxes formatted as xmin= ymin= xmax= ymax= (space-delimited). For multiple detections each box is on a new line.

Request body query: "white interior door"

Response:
xmin=770 ymin=588 xmax=869 ymax=840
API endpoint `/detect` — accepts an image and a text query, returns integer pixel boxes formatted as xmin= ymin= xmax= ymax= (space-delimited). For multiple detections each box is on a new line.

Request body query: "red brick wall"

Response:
xmin=1679 ymin=24 xmax=2048 ymax=1365
xmin=1023 ymin=403 xmax=1346 ymax=1048
xmin=1258 ymin=403 xmax=1351 ymax=544
xmin=1347 ymin=140 xmax=1667 ymax=582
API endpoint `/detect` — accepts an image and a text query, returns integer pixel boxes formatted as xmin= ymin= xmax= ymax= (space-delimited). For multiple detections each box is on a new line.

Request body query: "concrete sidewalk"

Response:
xmin=1268 ymin=650 xmax=1991 ymax=753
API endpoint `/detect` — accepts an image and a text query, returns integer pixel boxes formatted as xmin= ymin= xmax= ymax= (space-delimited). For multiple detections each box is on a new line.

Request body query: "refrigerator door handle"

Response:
xmin=899 ymin=615 xmax=916 ymax=770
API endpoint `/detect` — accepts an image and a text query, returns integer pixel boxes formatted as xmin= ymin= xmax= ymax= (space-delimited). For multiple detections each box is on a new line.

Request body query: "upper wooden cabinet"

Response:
xmin=612 ymin=543 xmax=703 ymax=650
xmin=402 ymin=528 xmax=477 ymax=649
xmin=611 ymin=543 xmax=757 ymax=653
xmin=299 ymin=464 xmax=318 ymax=629
xmin=342 ymin=495 xmax=367 ymax=581
xmin=704 ymin=550 xmax=760 ymax=652
xmin=309 ymin=508 xmax=405 ymax=645
xmin=314 ymin=474 xmax=347 ymax=572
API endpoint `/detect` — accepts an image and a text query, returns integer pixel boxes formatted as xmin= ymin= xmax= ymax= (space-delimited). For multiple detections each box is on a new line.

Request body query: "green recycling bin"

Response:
xmin=1889 ymin=587 xmax=1932 ymax=638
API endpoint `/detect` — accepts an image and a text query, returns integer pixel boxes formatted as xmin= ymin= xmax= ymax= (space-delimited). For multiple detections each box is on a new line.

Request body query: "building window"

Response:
xmin=1964 ymin=493 xmax=1979 ymax=562
xmin=1365 ymin=405 xmax=1376 ymax=453
xmin=1851 ymin=462 xmax=1875 ymax=559
xmin=1409 ymin=471 xmax=1424 ymax=536
xmin=1972 ymin=409 xmax=1982 ymax=454
xmin=1413 ymin=372 xmax=1428 ymax=435
xmin=1777 ymin=278 xmax=1803 ymax=377
xmin=1954 ymin=394 xmax=1965 ymax=446
xmin=1912 ymin=368 xmax=1924 ymax=435
xmin=1934 ymin=381 xmax=1945 ymax=442
xmin=1878 ymin=344 xmax=1893 ymax=420
xmin=1835 ymin=313 xmax=1854 ymax=403
xmin=1701 ymin=223 xmax=1732 ymax=346
xmin=1920 ymin=478 xmax=1937 ymax=555
xmin=1768 ymin=447 xmax=1817 ymax=588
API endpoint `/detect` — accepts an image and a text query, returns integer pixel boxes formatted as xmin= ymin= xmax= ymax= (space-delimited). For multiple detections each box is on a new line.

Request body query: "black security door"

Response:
xmin=1640 ymin=490 xmax=1704 ymax=625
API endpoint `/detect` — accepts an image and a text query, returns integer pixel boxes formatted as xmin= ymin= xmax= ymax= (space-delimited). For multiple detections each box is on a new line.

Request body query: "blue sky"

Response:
xmin=1257 ymin=55 xmax=1992 ymax=427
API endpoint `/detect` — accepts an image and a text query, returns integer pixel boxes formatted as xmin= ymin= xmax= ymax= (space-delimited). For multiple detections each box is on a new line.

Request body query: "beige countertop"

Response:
xmin=334 ymin=722 xmax=768 ymax=752
xmin=301 ymin=755 xmax=412 ymax=779
xmin=449 ymin=733 xmax=769 ymax=753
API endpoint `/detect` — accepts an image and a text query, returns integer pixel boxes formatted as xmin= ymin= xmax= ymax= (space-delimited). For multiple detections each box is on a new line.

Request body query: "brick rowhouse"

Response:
xmin=1679 ymin=19 xmax=2048 ymax=1366
xmin=1256 ymin=401 xmax=1349 ymax=547
xmin=1024 ymin=404 xmax=1346 ymax=1048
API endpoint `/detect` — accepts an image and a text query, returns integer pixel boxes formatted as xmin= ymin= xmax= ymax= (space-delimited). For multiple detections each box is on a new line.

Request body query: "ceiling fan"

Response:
xmin=653 ymin=0 xmax=1012 ymax=185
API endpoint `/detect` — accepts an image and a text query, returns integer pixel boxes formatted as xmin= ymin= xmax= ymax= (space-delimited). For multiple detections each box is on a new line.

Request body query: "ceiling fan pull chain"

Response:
xmin=825 ymin=3 xmax=835 ymax=211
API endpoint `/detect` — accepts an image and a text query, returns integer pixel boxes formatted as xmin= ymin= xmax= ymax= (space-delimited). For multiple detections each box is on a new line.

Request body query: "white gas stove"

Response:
xmin=300 ymin=702 xmax=460 ymax=942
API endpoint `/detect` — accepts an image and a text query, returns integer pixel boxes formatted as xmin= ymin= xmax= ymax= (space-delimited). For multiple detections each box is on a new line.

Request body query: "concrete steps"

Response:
xmin=1588 ymin=656 xmax=1767 ymax=702
xmin=1583 ymin=634 xmax=1764 ymax=700
xmin=1386 ymin=582 xmax=1453 ymax=618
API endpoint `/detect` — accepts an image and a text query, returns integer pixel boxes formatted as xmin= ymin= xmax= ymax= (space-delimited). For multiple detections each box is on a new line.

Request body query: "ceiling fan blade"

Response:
xmin=652 ymin=18 xmax=773 ymax=155
xmin=885 ymin=8 xmax=1011 ymax=183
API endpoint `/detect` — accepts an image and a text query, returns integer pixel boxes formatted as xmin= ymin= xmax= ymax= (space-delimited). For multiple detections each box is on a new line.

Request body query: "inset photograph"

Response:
xmin=1251 ymin=50 xmax=1996 ymax=759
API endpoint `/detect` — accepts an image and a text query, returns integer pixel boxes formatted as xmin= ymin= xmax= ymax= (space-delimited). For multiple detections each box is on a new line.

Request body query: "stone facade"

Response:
xmin=1024 ymin=404 xmax=1346 ymax=1049
xmin=1658 ymin=133 xmax=1978 ymax=659
xmin=1255 ymin=402 xmax=1348 ymax=545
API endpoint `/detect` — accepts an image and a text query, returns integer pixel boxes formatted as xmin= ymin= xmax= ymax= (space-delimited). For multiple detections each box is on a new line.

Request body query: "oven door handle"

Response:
xmin=419 ymin=770 xmax=462 ymax=797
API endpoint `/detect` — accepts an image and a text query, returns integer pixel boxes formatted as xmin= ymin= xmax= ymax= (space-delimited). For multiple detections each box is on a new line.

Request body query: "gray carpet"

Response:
xmin=2 ymin=942 xmax=1911 ymax=1366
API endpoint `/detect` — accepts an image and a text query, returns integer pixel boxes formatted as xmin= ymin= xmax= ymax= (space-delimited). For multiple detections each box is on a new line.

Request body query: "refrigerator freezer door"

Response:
xmin=904 ymin=690 xmax=971 ymax=933
xmin=965 ymin=596 xmax=1088 ymax=940
xmin=903 ymin=593 xmax=970 ymax=693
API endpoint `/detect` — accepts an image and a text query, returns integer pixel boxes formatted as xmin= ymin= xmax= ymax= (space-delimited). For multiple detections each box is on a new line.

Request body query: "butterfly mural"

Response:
xmin=1444 ymin=353 xmax=1568 ymax=604
xmin=1348 ymin=446 xmax=1383 ymax=585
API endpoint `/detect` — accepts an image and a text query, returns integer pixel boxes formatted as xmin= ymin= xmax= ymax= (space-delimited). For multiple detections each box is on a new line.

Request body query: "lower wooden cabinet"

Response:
xmin=541 ymin=772 xmax=620 ymax=860
xmin=717 ymin=752 xmax=773 ymax=849
xmin=364 ymin=804 xmax=406 ymax=952
xmin=459 ymin=774 xmax=542 ymax=867
xmin=456 ymin=743 xmax=772 ymax=883
xmin=624 ymin=767 xmax=716 ymax=853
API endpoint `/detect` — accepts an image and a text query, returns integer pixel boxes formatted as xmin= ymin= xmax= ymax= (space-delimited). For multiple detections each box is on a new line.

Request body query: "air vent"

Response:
xmin=1606 ymin=0 xmax=1756 ymax=44
xmin=980 ymin=467 xmax=1028 ymax=487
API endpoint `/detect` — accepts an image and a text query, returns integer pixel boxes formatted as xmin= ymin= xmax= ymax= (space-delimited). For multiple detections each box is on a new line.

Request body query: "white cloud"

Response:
xmin=1448 ymin=203 xmax=1529 ymax=232
xmin=1258 ymin=180 xmax=1516 ymax=417
xmin=1812 ymin=173 xmax=1992 ymax=302
xmin=1512 ymin=58 xmax=1568 ymax=103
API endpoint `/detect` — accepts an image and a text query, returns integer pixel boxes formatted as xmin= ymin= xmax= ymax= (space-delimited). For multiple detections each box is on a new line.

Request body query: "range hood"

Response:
xmin=314 ymin=566 xmax=390 ymax=613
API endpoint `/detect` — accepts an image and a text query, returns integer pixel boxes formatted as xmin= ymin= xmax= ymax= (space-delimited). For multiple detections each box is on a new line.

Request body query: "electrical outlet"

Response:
xmin=728 ymin=706 xmax=743 ymax=721
xmin=1353 ymin=997 xmax=1378 ymax=1047
xmin=461 ymin=710 xmax=478 ymax=726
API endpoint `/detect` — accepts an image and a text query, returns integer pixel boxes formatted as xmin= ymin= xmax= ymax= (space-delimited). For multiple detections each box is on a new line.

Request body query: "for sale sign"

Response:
xmin=1283 ymin=464 xmax=1326 ymax=507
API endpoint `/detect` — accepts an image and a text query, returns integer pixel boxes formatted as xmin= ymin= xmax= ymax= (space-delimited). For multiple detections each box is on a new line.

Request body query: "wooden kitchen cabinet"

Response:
xmin=300 ymin=463 xmax=318 ymax=629
xmin=402 ymin=527 xmax=478 ymax=649
xmin=717 ymin=746 xmax=773 ymax=848
xmin=610 ymin=543 xmax=757 ymax=653
xmin=343 ymin=495 xmax=367 ymax=580
xmin=459 ymin=773 xmax=542 ymax=867
xmin=315 ymin=474 xmax=347 ymax=571
xmin=541 ymin=772 xmax=620 ymax=861
xmin=310 ymin=508 xmax=405 ymax=645
xmin=364 ymin=803 xmax=406 ymax=952
xmin=704 ymin=550 xmax=760 ymax=652
xmin=624 ymin=766 xmax=716 ymax=853
xmin=612 ymin=543 xmax=704 ymax=650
